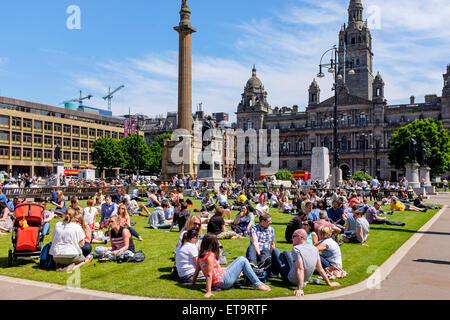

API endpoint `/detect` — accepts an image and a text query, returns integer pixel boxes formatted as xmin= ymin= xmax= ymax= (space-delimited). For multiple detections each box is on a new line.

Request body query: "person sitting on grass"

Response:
xmin=231 ymin=205 xmax=253 ymax=237
xmin=50 ymin=208 xmax=93 ymax=272
xmin=271 ymin=229 xmax=340 ymax=297
xmin=413 ymin=193 xmax=437 ymax=211
xmin=255 ymin=198 xmax=269 ymax=217
xmin=366 ymin=201 xmax=406 ymax=226
xmin=169 ymin=201 xmax=191 ymax=232
xmin=74 ymin=212 xmax=93 ymax=257
xmin=83 ymin=198 xmax=98 ymax=231
xmin=123 ymin=196 xmax=151 ymax=217
xmin=68 ymin=196 xmax=83 ymax=215
xmin=343 ymin=209 xmax=369 ymax=246
xmin=216 ymin=188 xmax=232 ymax=209
xmin=175 ymin=228 xmax=206 ymax=283
xmin=246 ymin=213 xmax=275 ymax=270
xmin=201 ymin=193 xmax=216 ymax=212
xmin=190 ymin=233 xmax=271 ymax=298
xmin=148 ymin=201 xmax=172 ymax=229
xmin=146 ymin=188 xmax=161 ymax=208
xmin=94 ymin=215 xmax=135 ymax=262
xmin=0 ymin=201 xmax=13 ymax=235
xmin=285 ymin=212 xmax=307 ymax=243
xmin=51 ymin=191 xmax=66 ymax=218
xmin=175 ymin=215 xmax=203 ymax=250
xmin=316 ymin=226 xmax=343 ymax=269
xmin=207 ymin=207 xmax=238 ymax=239
xmin=100 ymin=195 xmax=118 ymax=229
xmin=117 ymin=204 xmax=143 ymax=241
xmin=302 ymin=220 xmax=319 ymax=246
xmin=40 ymin=201 xmax=53 ymax=236
xmin=313 ymin=211 xmax=341 ymax=237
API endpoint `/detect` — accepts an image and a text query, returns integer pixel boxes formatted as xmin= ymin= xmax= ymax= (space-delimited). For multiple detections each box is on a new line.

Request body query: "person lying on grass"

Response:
xmin=271 ymin=229 xmax=340 ymax=297
xmin=390 ymin=197 xmax=426 ymax=213
xmin=189 ymin=233 xmax=271 ymax=298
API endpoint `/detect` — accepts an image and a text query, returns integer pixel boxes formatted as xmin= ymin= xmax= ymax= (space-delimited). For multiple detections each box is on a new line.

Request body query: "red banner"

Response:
xmin=64 ymin=169 xmax=79 ymax=176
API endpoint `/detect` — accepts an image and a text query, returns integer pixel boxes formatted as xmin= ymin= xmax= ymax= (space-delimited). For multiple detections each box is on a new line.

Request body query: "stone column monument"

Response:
xmin=311 ymin=147 xmax=330 ymax=182
xmin=174 ymin=0 xmax=196 ymax=134
xmin=161 ymin=0 xmax=201 ymax=181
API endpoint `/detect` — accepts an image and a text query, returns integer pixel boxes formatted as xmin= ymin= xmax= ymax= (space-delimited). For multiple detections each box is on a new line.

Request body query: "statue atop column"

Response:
xmin=408 ymin=135 xmax=417 ymax=163
xmin=421 ymin=145 xmax=428 ymax=167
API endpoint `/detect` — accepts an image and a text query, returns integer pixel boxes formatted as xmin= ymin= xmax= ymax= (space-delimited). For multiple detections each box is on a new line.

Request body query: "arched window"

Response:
xmin=247 ymin=119 xmax=253 ymax=130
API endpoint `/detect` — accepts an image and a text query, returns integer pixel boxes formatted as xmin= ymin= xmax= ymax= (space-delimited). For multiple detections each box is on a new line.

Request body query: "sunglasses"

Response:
xmin=193 ymin=222 xmax=201 ymax=226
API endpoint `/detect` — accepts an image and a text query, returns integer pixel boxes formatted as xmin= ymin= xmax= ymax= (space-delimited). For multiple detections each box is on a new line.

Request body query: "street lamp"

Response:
xmin=133 ymin=114 xmax=145 ymax=182
xmin=360 ymin=131 xmax=372 ymax=178
xmin=317 ymin=45 xmax=355 ymax=185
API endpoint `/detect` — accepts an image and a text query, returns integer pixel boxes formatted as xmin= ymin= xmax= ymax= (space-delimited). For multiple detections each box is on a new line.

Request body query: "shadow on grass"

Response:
xmin=0 ymin=257 xmax=37 ymax=269
xmin=370 ymin=227 xmax=450 ymax=236
xmin=413 ymin=259 xmax=450 ymax=266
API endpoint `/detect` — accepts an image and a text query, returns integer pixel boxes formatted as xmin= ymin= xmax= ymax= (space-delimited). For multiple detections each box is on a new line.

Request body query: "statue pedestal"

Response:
xmin=52 ymin=161 xmax=65 ymax=187
xmin=419 ymin=166 xmax=431 ymax=186
xmin=405 ymin=162 xmax=420 ymax=188
xmin=311 ymin=147 xmax=330 ymax=182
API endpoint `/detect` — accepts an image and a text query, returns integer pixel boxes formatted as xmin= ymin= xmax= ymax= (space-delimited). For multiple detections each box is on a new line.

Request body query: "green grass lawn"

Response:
xmin=0 ymin=198 xmax=440 ymax=299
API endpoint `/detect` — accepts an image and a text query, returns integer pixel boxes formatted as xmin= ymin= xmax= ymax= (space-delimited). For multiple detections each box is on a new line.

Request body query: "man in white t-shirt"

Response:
xmin=255 ymin=199 xmax=269 ymax=217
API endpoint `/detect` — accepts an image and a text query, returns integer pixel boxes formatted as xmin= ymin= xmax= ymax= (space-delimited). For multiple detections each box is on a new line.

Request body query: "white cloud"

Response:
xmin=73 ymin=0 xmax=450 ymax=121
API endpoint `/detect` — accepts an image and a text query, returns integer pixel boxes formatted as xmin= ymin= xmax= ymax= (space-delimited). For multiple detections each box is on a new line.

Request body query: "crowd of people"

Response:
xmin=0 ymin=172 xmax=440 ymax=297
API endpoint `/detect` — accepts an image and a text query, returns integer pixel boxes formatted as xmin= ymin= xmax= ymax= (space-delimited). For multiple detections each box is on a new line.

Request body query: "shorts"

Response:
xmin=53 ymin=254 xmax=86 ymax=266
xmin=405 ymin=205 xmax=410 ymax=211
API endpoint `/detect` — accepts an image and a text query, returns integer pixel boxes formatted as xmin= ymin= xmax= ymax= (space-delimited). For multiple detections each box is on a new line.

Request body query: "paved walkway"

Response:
xmin=335 ymin=193 xmax=450 ymax=300
xmin=1 ymin=193 xmax=450 ymax=300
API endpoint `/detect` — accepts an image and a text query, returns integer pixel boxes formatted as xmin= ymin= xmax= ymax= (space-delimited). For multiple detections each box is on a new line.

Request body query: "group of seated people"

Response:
xmin=170 ymin=184 xmax=439 ymax=297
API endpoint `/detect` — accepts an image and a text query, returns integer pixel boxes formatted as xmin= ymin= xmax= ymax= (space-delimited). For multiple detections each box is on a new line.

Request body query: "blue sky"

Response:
xmin=0 ymin=0 xmax=449 ymax=121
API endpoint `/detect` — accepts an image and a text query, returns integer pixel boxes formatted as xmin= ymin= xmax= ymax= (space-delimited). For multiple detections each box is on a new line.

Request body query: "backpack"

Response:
xmin=39 ymin=242 xmax=55 ymax=270
xmin=243 ymin=266 xmax=267 ymax=286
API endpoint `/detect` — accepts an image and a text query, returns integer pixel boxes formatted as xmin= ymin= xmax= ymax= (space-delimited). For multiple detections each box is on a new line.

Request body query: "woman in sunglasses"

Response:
xmin=175 ymin=215 xmax=203 ymax=250
xmin=117 ymin=204 xmax=143 ymax=241
xmin=301 ymin=220 xmax=318 ymax=246
xmin=175 ymin=228 xmax=206 ymax=283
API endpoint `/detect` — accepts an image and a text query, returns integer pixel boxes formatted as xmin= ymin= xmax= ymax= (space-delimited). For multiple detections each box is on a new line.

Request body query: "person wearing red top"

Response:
xmin=191 ymin=233 xmax=271 ymax=298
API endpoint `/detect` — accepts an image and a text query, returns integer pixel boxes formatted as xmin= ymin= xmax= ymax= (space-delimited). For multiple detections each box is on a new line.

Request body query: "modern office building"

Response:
xmin=0 ymin=96 xmax=125 ymax=177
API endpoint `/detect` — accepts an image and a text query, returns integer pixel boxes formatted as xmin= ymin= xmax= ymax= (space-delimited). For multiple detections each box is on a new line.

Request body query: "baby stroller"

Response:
xmin=8 ymin=202 xmax=45 ymax=267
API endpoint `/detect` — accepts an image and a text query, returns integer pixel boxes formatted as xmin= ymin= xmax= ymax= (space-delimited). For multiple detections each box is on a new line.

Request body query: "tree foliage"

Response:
xmin=388 ymin=118 xmax=450 ymax=177
xmin=352 ymin=170 xmax=373 ymax=181
xmin=120 ymin=134 xmax=152 ymax=173
xmin=275 ymin=169 xmax=293 ymax=181
xmin=90 ymin=137 xmax=124 ymax=173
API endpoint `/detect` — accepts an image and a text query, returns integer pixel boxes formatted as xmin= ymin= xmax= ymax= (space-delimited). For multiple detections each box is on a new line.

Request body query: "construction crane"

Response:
xmin=60 ymin=90 xmax=93 ymax=106
xmin=103 ymin=85 xmax=125 ymax=112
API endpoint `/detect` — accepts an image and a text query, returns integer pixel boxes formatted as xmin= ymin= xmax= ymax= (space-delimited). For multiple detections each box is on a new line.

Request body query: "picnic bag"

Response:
xmin=39 ymin=242 xmax=55 ymax=270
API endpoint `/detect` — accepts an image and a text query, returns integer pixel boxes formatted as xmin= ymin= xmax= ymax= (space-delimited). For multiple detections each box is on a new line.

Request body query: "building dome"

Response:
xmin=246 ymin=65 xmax=263 ymax=90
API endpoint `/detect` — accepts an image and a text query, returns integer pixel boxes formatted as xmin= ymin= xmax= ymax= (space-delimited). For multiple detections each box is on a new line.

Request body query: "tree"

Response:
xmin=90 ymin=137 xmax=124 ymax=173
xmin=352 ymin=170 xmax=372 ymax=181
xmin=120 ymin=134 xmax=152 ymax=173
xmin=275 ymin=169 xmax=293 ymax=181
xmin=148 ymin=133 xmax=172 ymax=174
xmin=388 ymin=118 xmax=450 ymax=177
